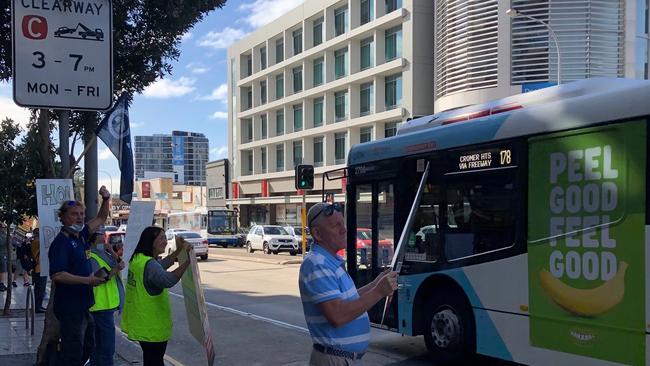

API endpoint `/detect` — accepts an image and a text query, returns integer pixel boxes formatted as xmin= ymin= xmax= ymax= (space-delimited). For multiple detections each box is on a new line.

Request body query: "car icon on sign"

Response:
xmin=54 ymin=26 xmax=75 ymax=36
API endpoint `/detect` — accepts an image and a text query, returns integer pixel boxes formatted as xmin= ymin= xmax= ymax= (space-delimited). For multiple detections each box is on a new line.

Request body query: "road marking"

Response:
xmin=169 ymin=291 xmax=309 ymax=334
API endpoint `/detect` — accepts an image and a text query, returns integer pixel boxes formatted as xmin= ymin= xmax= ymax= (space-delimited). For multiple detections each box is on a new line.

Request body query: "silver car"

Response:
xmin=165 ymin=230 xmax=209 ymax=261
xmin=246 ymin=225 xmax=298 ymax=255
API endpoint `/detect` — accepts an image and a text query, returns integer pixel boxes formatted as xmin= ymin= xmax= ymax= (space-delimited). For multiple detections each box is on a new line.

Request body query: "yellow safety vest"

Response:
xmin=89 ymin=252 xmax=120 ymax=312
xmin=121 ymin=253 xmax=172 ymax=342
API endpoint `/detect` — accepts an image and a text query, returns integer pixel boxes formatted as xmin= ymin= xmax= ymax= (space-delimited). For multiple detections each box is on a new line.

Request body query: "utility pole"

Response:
xmin=84 ymin=113 xmax=98 ymax=218
xmin=59 ymin=110 xmax=70 ymax=178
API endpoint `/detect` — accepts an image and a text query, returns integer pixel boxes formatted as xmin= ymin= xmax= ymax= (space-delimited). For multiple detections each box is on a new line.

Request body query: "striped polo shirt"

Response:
xmin=298 ymin=243 xmax=370 ymax=353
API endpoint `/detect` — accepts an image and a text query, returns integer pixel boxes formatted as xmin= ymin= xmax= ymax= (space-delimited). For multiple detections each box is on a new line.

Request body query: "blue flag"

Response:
xmin=95 ymin=93 xmax=134 ymax=203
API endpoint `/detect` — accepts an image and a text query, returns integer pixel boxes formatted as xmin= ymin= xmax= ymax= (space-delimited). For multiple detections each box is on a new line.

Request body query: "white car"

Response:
xmin=246 ymin=225 xmax=298 ymax=255
xmin=165 ymin=230 xmax=209 ymax=261
xmin=284 ymin=226 xmax=312 ymax=253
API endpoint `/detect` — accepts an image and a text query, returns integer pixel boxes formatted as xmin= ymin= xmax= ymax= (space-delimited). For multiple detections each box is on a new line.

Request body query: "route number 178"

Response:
xmin=500 ymin=149 xmax=512 ymax=165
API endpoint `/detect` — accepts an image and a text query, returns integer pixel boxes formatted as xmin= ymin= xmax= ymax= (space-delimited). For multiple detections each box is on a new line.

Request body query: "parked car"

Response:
xmin=246 ymin=225 xmax=298 ymax=255
xmin=103 ymin=225 xmax=118 ymax=232
xmin=165 ymin=230 xmax=209 ymax=260
xmin=236 ymin=227 xmax=249 ymax=247
xmin=284 ymin=226 xmax=312 ymax=253
xmin=337 ymin=228 xmax=394 ymax=266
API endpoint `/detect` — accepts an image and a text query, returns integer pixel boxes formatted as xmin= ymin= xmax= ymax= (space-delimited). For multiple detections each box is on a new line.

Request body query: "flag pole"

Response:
xmin=66 ymin=135 xmax=97 ymax=178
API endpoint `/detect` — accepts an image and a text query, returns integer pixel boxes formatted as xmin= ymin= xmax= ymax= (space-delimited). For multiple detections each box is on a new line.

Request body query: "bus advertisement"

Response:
xmin=342 ymin=78 xmax=650 ymax=365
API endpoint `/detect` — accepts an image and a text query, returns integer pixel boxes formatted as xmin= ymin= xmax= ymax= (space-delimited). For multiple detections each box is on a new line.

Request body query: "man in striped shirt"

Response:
xmin=299 ymin=202 xmax=398 ymax=365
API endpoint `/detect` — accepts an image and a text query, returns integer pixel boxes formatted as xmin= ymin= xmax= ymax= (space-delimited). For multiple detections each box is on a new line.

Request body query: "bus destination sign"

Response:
xmin=448 ymin=146 xmax=515 ymax=174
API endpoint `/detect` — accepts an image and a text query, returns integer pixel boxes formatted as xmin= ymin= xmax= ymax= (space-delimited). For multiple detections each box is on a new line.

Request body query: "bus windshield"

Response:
xmin=207 ymin=210 xmax=237 ymax=235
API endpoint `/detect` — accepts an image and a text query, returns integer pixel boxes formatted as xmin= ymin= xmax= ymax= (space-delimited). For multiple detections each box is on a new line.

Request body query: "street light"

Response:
xmin=507 ymin=8 xmax=561 ymax=84
xmin=98 ymin=170 xmax=113 ymax=195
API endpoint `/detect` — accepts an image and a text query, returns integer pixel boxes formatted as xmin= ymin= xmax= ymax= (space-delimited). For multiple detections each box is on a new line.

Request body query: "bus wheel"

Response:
xmin=423 ymin=293 xmax=475 ymax=364
xmin=247 ymin=241 xmax=254 ymax=253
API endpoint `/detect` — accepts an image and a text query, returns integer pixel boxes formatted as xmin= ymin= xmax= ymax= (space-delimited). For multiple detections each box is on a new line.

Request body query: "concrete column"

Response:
xmin=349 ymin=83 xmax=360 ymax=120
xmin=375 ymin=0 xmax=386 ymax=18
xmin=349 ymin=126 xmax=361 ymax=147
xmin=283 ymin=142 xmax=291 ymax=172
xmin=324 ymin=48 xmax=335 ymax=83
xmin=324 ymin=91 xmax=335 ymax=126
xmin=304 ymin=97 xmax=314 ymax=130
xmin=304 ymin=136 xmax=314 ymax=165
xmin=283 ymin=29 xmax=292 ymax=60
xmin=252 ymin=148 xmax=262 ymax=175
xmin=304 ymin=59 xmax=313 ymax=90
xmin=374 ymin=29 xmax=385 ymax=66
xmin=325 ymin=6 xmax=335 ymax=42
xmin=374 ymin=75 xmax=385 ymax=113
xmin=349 ymin=39 xmax=360 ymax=74
xmin=268 ymin=37 xmax=277 ymax=67
xmin=349 ymin=0 xmax=360 ymax=30
xmin=252 ymin=115 xmax=260 ymax=141
xmin=324 ymin=133 xmax=335 ymax=166
xmin=268 ymin=144 xmax=277 ymax=172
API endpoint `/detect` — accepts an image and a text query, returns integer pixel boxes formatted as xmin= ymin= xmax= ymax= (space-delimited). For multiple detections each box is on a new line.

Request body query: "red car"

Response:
xmin=337 ymin=228 xmax=394 ymax=266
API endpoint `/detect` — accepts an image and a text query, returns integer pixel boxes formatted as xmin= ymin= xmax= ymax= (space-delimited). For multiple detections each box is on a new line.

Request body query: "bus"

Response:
xmin=166 ymin=208 xmax=239 ymax=247
xmin=343 ymin=78 xmax=650 ymax=365
xmin=206 ymin=208 xmax=239 ymax=247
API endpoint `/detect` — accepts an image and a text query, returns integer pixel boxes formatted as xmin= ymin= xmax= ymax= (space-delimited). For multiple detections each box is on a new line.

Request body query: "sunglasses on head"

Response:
xmin=308 ymin=203 xmax=343 ymax=229
xmin=66 ymin=201 xmax=79 ymax=206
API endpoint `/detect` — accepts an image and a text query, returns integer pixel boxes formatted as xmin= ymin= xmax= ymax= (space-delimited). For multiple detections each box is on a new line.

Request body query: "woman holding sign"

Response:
xmin=121 ymin=226 xmax=191 ymax=366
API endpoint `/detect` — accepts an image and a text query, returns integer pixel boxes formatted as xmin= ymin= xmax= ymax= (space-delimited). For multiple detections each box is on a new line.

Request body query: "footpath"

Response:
xmin=0 ymin=281 xmax=160 ymax=366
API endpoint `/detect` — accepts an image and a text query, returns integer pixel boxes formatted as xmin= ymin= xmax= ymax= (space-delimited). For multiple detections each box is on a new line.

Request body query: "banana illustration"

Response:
xmin=539 ymin=262 xmax=628 ymax=317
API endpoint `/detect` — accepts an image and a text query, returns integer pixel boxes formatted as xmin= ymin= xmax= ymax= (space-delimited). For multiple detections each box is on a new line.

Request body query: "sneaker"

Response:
xmin=35 ymin=307 xmax=46 ymax=314
xmin=0 ymin=283 xmax=6 ymax=292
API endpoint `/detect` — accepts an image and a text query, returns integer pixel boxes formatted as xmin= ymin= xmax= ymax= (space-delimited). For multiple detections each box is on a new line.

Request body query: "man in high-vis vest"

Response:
xmin=88 ymin=229 xmax=125 ymax=366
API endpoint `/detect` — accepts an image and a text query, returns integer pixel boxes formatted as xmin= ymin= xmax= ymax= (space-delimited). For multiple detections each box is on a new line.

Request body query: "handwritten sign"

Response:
xmin=35 ymin=179 xmax=73 ymax=274
xmin=122 ymin=201 xmax=155 ymax=267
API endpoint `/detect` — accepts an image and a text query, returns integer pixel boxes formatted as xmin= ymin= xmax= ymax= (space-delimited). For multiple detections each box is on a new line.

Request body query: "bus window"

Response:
xmin=405 ymin=181 xmax=442 ymax=263
xmin=354 ymin=184 xmax=373 ymax=286
xmin=377 ymin=182 xmax=395 ymax=269
xmin=445 ymin=172 xmax=516 ymax=260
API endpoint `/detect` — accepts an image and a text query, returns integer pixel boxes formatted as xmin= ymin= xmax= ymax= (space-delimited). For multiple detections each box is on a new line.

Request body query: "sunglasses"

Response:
xmin=66 ymin=201 xmax=79 ymax=206
xmin=308 ymin=203 xmax=343 ymax=229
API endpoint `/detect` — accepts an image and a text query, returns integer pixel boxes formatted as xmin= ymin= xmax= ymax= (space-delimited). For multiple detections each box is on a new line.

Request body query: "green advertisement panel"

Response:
xmin=528 ymin=120 xmax=646 ymax=365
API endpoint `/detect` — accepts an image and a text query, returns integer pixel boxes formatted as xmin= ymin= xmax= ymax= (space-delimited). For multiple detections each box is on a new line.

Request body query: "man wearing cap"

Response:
xmin=48 ymin=186 xmax=111 ymax=366
xmin=299 ymin=202 xmax=398 ymax=365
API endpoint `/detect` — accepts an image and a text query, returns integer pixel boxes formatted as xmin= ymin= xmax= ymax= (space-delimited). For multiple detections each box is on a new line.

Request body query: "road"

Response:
xmin=115 ymin=247 xmax=512 ymax=365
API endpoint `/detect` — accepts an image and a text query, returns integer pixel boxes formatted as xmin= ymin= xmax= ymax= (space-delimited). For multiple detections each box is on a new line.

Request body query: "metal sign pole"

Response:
xmin=301 ymin=191 xmax=307 ymax=257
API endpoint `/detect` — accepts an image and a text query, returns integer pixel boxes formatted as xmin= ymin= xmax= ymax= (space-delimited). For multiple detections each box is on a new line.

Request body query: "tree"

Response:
xmin=0 ymin=118 xmax=38 ymax=315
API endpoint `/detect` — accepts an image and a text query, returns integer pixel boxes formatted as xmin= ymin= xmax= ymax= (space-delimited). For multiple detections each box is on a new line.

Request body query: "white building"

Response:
xmin=227 ymin=0 xmax=434 ymax=226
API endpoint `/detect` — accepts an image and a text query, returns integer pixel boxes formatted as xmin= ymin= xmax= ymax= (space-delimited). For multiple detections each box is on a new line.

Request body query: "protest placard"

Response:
xmin=35 ymin=179 xmax=74 ymax=275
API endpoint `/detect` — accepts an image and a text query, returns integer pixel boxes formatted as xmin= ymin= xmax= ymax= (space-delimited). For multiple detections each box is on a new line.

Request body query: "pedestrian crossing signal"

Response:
xmin=295 ymin=164 xmax=314 ymax=190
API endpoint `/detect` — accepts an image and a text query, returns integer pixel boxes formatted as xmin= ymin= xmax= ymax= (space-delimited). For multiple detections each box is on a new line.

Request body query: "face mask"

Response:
xmin=68 ymin=224 xmax=84 ymax=233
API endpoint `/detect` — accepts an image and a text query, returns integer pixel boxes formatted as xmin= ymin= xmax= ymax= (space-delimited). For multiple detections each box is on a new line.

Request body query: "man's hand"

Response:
xmin=88 ymin=275 xmax=107 ymax=287
xmin=99 ymin=185 xmax=110 ymax=200
xmin=374 ymin=271 xmax=398 ymax=297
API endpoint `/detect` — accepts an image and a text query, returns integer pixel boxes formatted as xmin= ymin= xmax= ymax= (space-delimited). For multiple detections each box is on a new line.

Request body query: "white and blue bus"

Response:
xmin=166 ymin=208 xmax=238 ymax=247
xmin=344 ymin=78 xmax=650 ymax=365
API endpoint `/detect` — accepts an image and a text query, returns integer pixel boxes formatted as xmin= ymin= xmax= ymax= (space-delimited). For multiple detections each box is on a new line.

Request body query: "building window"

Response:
xmin=293 ymin=28 xmax=302 ymax=56
xmin=276 ymin=109 xmax=284 ymax=136
xmin=313 ymin=136 xmax=324 ymax=167
xmin=261 ymin=147 xmax=267 ymax=173
xmin=261 ymin=114 xmax=267 ymax=139
xmin=245 ymin=88 xmax=252 ymax=109
xmin=313 ymin=18 xmax=323 ymax=46
xmin=208 ymin=187 xmax=224 ymax=199
xmin=334 ymin=47 xmax=348 ymax=79
xmin=293 ymin=103 xmax=303 ymax=131
xmin=246 ymin=55 xmax=252 ymax=76
xmin=313 ymin=97 xmax=324 ymax=127
xmin=386 ymin=0 xmax=402 ymax=13
xmin=276 ymin=144 xmax=284 ymax=171
xmin=247 ymin=151 xmax=253 ymax=174
xmin=360 ymin=37 xmax=374 ymax=70
xmin=293 ymin=140 xmax=303 ymax=168
xmin=385 ymin=73 xmax=402 ymax=110
xmin=276 ymin=74 xmax=284 ymax=99
xmin=360 ymin=82 xmax=373 ymax=116
xmin=361 ymin=0 xmax=373 ymax=25
xmin=313 ymin=57 xmax=324 ymax=86
xmin=293 ymin=66 xmax=303 ymax=93
xmin=385 ymin=121 xmax=399 ymax=137
xmin=335 ymin=132 xmax=346 ymax=164
xmin=335 ymin=6 xmax=348 ymax=36
xmin=246 ymin=119 xmax=253 ymax=141
xmin=260 ymin=81 xmax=267 ymax=104
xmin=360 ymin=126 xmax=373 ymax=143
xmin=275 ymin=38 xmax=284 ymax=63
xmin=260 ymin=47 xmax=267 ymax=70
xmin=335 ymin=90 xmax=348 ymax=121
xmin=385 ymin=26 xmax=403 ymax=61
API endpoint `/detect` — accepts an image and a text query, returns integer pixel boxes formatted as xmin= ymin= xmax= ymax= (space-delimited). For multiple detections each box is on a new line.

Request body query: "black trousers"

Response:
xmin=139 ymin=341 xmax=168 ymax=366
xmin=33 ymin=273 xmax=47 ymax=309
xmin=55 ymin=310 xmax=95 ymax=366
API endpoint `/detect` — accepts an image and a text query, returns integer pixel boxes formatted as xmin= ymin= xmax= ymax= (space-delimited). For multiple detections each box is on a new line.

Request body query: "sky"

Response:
xmin=0 ymin=0 xmax=305 ymax=195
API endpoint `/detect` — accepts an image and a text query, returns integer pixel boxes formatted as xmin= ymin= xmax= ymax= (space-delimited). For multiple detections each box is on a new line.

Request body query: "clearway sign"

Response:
xmin=12 ymin=0 xmax=113 ymax=111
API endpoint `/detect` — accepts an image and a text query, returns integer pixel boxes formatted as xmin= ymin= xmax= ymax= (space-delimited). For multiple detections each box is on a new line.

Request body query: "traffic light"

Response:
xmin=295 ymin=164 xmax=314 ymax=190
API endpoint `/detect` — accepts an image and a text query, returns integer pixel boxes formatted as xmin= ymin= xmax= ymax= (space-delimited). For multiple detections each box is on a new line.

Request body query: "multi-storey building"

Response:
xmin=227 ymin=0 xmax=435 ymax=226
xmin=135 ymin=131 xmax=209 ymax=186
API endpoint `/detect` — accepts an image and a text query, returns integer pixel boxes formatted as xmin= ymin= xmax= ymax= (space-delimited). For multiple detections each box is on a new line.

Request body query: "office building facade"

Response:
xmin=135 ymin=131 xmax=209 ymax=186
xmin=227 ymin=0 xmax=434 ymax=226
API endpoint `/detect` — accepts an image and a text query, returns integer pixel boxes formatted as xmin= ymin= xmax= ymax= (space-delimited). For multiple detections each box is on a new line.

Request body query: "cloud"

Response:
xmin=198 ymin=27 xmax=247 ymax=49
xmin=0 ymin=96 xmax=31 ymax=128
xmin=186 ymin=62 xmax=210 ymax=75
xmin=210 ymin=111 xmax=228 ymax=119
xmin=199 ymin=84 xmax=228 ymax=102
xmin=181 ymin=32 xmax=193 ymax=42
xmin=99 ymin=148 xmax=113 ymax=160
xmin=129 ymin=121 xmax=143 ymax=129
xmin=239 ymin=0 xmax=305 ymax=28
xmin=210 ymin=146 xmax=228 ymax=159
xmin=142 ymin=77 xmax=196 ymax=98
